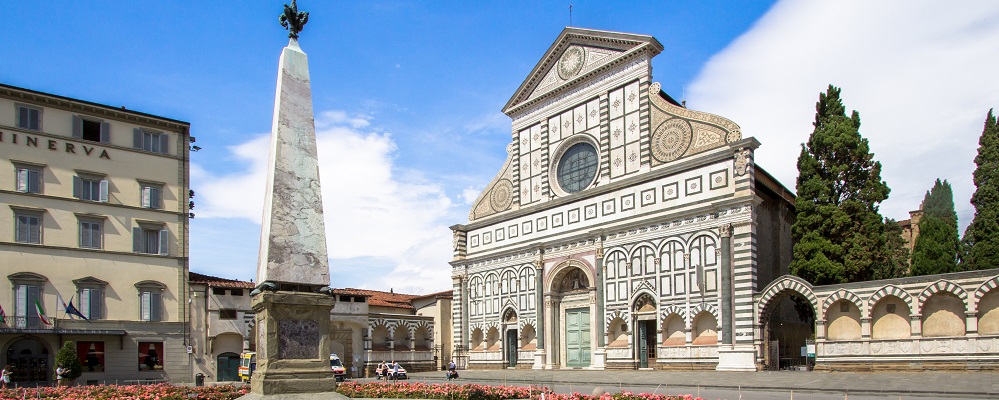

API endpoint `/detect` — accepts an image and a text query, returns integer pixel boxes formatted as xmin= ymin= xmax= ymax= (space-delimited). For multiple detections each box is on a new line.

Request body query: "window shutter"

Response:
xmin=91 ymin=289 xmax=102 ymax=319
xmin=140 ymin=291 xmax=151 ymax=321
xmin=28 ymin=170 xmax=39 ymax=193
xmin=141 ymin=187 xmax=151 ymax=208
xmin=72 ymin=115 xmax=83 ymax=138
xmin=17 ymin=169 xmax=28 ymax=192
xmin=133 ymin=128 xmax=142 ymax=149
xmin=16 ymin=216 xmax=27 ymax=242
xmin=151 ymin=292 xmax=162 ymax=321
xmin=73 ymin=176 xmax=82 ymax=199
xmin=80 ymin=289 xmax=90 ymax=318
xmin=100 ymin=122 xmax=110 ymax=143
xmin=93 ymin=222 xmax=102 ymax=249
xmin=151 ymin=187 xmax=161 ymax=209
xmin=29 ymin=108 xmax=39 ymax=130
xmin=80 ymin=222 xmax=90 ymax=248
xmin=17 ymin=107 xmax=28 ymax=129
xmin=159 ymin=229 xmax=169 ymax=255
xmin=99 ymin=179 xmax=109 ymax=202
xmin=159 ymin=133 xmax=169 ymax=155
xmin=15 ymin=285 xmax=27 ymax=317
xmin=133 ymin=227 xmax=143 ymax=252
xmin=27 ymin=286 xmax=39 ymax=316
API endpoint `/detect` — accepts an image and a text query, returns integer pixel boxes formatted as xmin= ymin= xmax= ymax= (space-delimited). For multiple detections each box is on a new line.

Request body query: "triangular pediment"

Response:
xmin=503 ymin=28 xmax=663 ymax=116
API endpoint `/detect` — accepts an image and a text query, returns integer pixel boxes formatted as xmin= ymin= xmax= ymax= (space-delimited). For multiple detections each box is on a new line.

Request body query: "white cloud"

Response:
xmin=687 ymin=0 xmax=999 ymax=230
xmin=461 ymin=186 xmax=483 ymax=205
xmin=192 ymin=111 xmax=454 ymax=293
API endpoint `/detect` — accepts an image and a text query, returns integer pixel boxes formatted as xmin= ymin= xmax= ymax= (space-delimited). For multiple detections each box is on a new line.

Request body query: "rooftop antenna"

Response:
xmin=569 ymin=4 xmax=573 ymax=26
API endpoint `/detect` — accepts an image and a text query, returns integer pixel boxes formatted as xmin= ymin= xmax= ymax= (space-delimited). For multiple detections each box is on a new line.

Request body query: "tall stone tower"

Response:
xmin=245 ymin=2 xmax=342 ymax=397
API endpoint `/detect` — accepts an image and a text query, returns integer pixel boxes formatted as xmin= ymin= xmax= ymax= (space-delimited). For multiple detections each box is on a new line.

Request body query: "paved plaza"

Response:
xmin=370 ymin=369 xmax=999 ymax=399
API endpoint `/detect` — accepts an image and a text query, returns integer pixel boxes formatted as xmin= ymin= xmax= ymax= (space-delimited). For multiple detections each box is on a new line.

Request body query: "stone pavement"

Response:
xmin=385 ymin=369 xmax=999 ymax=398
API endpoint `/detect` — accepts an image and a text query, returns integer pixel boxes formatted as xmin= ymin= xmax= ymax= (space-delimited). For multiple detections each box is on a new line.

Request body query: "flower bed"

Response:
xmin=0 ymin=383 xmax=248 ymax=400
xmin=335 ymin=381 xmax=700 ymax=400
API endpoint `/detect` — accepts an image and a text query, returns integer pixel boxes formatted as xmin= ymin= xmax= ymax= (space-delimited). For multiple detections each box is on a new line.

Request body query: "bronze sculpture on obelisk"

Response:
xmin=243 ymin=2 xmax=345 ymax=397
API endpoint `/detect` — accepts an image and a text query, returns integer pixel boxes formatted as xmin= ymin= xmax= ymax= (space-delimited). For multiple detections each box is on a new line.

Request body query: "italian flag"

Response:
xmin=35 ymin=299 xmax=51 ymax=326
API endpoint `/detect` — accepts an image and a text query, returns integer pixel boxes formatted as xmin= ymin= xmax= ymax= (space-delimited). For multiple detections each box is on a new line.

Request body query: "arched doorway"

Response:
xmin=761 ymin=291 xmax=815 ymax=370
xmin=758 ymin=277 xmax=817 ymax=371
xmin=217 ymin=352 xmax=240 ymax=382
xmin=502 ymin=309 xmax=518 ymax=368
xmin=632 ymin=293 xmax=657 ymax=368
xmin=6 ymin=338 xmax=50 ymax=384
xmin=548 ymin=264 xmax=592 ymax=368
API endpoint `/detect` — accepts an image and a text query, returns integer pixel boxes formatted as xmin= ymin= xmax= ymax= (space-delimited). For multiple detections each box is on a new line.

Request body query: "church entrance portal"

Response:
xmin=565 ymin=307 xmax=590 ymax=367
xmin=762 ymin=291 xmax=816 ymax=370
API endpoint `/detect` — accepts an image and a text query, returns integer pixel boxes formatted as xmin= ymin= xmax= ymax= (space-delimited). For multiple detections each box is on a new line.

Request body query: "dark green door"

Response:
xmin=565 ymin=308 xmax=591 ymax=367
xmin=217 ymin=353 xmax=240 ymax=381
xmin=638 ymin=321 xmax=648 ymax=368
xmin=506 ymin=329 xmax=518 ymax=367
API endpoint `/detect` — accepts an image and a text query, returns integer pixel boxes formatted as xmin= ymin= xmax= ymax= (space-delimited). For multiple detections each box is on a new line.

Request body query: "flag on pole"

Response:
xmin=0 ymin=304 xmax=6 ymax=324
xmin=34 ymin=299 xmax=51 ymax=325
xmin=64 ymin=299 xmax=89 ymax=322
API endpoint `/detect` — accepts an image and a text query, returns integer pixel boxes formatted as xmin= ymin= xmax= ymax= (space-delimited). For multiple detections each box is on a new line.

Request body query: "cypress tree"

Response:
xmin=790 ymin=85 xmax=892 ymax=285
xmin=911 ymin=179 xmax=959 ymax=275
xmin=962 ymin=109 xmax=999 ymax=269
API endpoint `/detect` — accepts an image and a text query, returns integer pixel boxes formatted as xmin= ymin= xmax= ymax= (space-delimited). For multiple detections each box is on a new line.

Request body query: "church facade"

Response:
xmin=449 ymin=28 xmax=793 ymax=370
xmin=450 ymin=28 xmax=999 ymax=372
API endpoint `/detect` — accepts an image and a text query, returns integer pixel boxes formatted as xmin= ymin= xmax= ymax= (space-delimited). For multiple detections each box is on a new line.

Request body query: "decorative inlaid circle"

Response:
xmin=557 ymin=46 xmax=585 ymax=80
xmin=556 ymin=142 xmax=598 ymax=194
xmin=490 ymin=179 xmax=514 ymax=212
xmin=651 ymin=118 xmax=692 ymax=163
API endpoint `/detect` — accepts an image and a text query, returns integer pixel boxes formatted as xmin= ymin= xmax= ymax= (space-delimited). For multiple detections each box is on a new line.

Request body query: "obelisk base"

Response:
xmin=248 ymin=291 xmax=338 ymax=396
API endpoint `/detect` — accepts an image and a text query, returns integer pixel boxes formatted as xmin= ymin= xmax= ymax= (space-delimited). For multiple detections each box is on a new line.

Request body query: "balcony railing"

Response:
xmin=8 ymin=315 xmax=45 ymax=329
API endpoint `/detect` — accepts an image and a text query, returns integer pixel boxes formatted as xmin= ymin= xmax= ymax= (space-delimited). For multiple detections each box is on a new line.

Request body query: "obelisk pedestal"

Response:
xmin=250 ymin=292 xmax=337 ymax=395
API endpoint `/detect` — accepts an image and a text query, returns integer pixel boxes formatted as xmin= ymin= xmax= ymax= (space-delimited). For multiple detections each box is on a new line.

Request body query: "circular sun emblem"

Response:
xmin=557 ymin=46 xmax=585 ymax=80
xmin=490 ymin=179 xmax=514 ymax=212
xmin=651 ymin=118 xmax=693 ymax=163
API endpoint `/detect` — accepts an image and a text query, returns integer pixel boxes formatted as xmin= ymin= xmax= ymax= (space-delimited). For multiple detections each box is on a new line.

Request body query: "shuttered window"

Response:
xmin=16 ymin=166 xmax=42 ymax=193
xmin=78 ymin=287 xmax=103 ymax=320
xmin=133 ymin=227 xmax=169 ymax=255
xmin=141 ymin=185 xmax=163 ymax=209
xmin=139 ymin=290 xmax=162 ymax=321
xmin=80 ymin=220 xmax=103 ymax=249
xmin=72 ymin=115 xmax=110 ymax=143
xmin=15 ymin=213 xmax=41 ymax=244
xmin=133 ymin=128 xmax=169 ymax=155
xmin=14 ymin=284 xmax=41 ymax=328
xmin=16 ymin=105 xmax=41 ymax=131
xmin=73 ymin=176 xmax=109 ymax=202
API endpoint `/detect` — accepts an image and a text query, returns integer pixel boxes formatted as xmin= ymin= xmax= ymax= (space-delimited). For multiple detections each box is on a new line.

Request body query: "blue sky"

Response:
xmin=4 ymin=1 xmax=998 ymax=294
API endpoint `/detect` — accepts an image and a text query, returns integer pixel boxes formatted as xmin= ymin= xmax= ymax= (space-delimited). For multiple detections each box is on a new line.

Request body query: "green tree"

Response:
xmin=911 ymin=179 xmax=959 ymax=275
xmin=55 ymin=341 xmax=83 ymax=383
xmin=874 ymin=217 xmax=910 ymax=280
xmin=961 ymin=109 xmax=999 ymax=270
xmin=790 ymin=85 xmax=893 ymax=285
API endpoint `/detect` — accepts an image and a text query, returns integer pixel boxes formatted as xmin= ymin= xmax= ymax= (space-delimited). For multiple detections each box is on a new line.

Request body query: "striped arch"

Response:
xmin=975 ymin=275 xmax=999 ymax=304
xmin=758 ymin=275 xmax=818 ymax=316
xmin=690 ymin=302 xmax=719 ymax=322
xmin=546 ymin=258 xmax=595 ymax=293
xmin=413 ymin=321 xmax=434 ymax=340
xmin=519 ymin=318 xmax=537 ymax=330
xmin=501 ymin=304 xmax=519 ymax=323
xmin=918 ymin=279 xmax=969 ymax=314
xmin=822 ymin=289 xmax=865 ymax=319
xmin=868 ymin=284 xmax=914 ymax=314
xmin=606 ymin=309 xmax=629 ymax=326
xmin=629 ymin=280 xmax=658 ymax=302
xmin=660 ymin=304 xmax=687 ymax=324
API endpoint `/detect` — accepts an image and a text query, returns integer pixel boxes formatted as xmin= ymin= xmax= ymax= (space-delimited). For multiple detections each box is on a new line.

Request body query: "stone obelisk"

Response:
xmin=245 ymin=2 xmax=343 ymax=397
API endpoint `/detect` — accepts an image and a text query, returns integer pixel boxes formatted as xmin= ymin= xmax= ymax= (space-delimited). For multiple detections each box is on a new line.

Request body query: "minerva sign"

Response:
xmin=0 ymin=130 xmax=111 ymax=160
